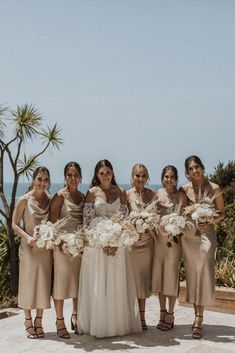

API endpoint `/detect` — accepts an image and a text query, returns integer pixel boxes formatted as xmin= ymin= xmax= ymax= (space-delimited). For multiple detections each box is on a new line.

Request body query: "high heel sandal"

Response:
xmin=192 ymin=315 xmax=203 ymax=339
xmin=56 ymin=318 xmax=70 ymax=339
xmin=156 ymin=309 xmax=167 ymax=329
xmin=161 ymin=312 xmax=174 ymax=331
xmin=34 ymin=316 xmax=45 ymax=338
xmin=71 ymin=313 xmax=83 ymax=335
xmin=24 ymin=317 xmax=38 ymax=339
xmin=140 ymin=310 xmax=148 ymax=330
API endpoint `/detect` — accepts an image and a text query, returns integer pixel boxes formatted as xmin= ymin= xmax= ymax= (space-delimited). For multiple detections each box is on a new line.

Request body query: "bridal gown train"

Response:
xmin=78 ymin=197 xmax=141 ymax=338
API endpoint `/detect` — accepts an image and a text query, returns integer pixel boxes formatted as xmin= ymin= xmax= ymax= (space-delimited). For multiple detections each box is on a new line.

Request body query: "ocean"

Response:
xmin=1 ymin=182 xmax=160 ymax=206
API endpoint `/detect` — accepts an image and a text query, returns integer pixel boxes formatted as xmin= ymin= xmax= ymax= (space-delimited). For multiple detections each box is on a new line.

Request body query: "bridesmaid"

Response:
xmin=152 ymin=165 xmax=187 ymax=331
xmin=49 ymin=162 xmax=84 ymax=338
xmin=181 ymin=155 xmax=224 ymax=339
xmin=127 ymin=163 xmax=155 ymax=330
xmin=12 ymin=166 xmax=52 ymax=339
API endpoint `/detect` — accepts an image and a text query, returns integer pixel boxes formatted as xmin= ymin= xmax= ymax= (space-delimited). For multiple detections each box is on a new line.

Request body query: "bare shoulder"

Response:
xmin=85 ymin=187 xmax=97 ymax=203
xmin=117 ymin=186 xmax=127 ymax=204
xmin=16 ymin=194 xmax=28 ymax=208
xmin=57 ymin=187 xmax=67 ymax=197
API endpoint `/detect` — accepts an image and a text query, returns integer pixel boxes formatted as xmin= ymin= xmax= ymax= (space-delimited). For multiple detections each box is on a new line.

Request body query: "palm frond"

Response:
xmin=11 ymin=104 xmax=42 ymax=140
xmin=0 ymin=105 xmax=8 ymax=138
xmin=40 ymin=123 xmax=63 ymax=150
xmin=17 ymin=153 xmax=39 ymax=178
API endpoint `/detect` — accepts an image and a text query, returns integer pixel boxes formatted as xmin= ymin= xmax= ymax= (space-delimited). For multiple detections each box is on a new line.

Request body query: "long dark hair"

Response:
xmin=28 ymin=166 xmax=50 ymax=191
xmin=64 ymin=161 xmax=82 ymax=179
xmin=91 ymin=159 xmax=117 ymax=187
xmin=161 ymin=165 xmax=178 ymax=186
xmin=184 ymin=155 xmax=205 ymax=180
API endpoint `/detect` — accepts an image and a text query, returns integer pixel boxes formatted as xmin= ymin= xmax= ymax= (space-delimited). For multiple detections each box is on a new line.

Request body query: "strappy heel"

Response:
xmin=156 ymin=309 xmax=167 ymax=329
xmin=71 ymin=313 xmax=83 ymax=335
xmin=140 ymin=310 xmax=148 ymax=330
xmin=34 ymin=316 xmax=45 ymax=338
xmin=192 ymin=315 xmax=203 ymax=339
xmin=56 ymin=317 xmax=70 ymax=339
xmin=161 ymin=312 xmax=174 ymax=331
xmin=24 ymin=317 xmax=37 ymax=339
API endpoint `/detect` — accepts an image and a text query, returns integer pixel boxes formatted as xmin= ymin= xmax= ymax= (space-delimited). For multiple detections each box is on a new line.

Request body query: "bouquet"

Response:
xmin=33 ymin=218 xmax=85 ymax=257
xmin=128 ymin=197 xmax=160 ymax=234
xmin=33 ymin=218 xmax=69 ymax=249
xmin=85 ymin=213 xmax=139 ymax=250
xmin=59 ymin=227 xmax=85 ymax=257
xmin=160 ymin=212 xmax=186 ymax=247
xmin=184 ymin=189 xmax=219 ymax=236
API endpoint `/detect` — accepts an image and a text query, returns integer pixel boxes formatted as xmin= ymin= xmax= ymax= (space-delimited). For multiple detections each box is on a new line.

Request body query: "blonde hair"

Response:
xmin=131 ymin=163 xmax=150 ymax=187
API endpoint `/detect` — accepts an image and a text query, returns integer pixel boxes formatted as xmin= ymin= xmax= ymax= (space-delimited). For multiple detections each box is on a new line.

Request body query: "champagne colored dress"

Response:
xmin=18 ymin=194 xmax=52 ymax=309
xmin=181 ymin=183 xmax=217 ymax=306
xmin=78 ymin=197 xmax=141 ymax=338
xmin=151 ymin=189 xmax=181 ymax=297
xmin=128 ymin=198 xmax=154 ymax=299
xmin=53 ymin=189 xmax=83 ymax=300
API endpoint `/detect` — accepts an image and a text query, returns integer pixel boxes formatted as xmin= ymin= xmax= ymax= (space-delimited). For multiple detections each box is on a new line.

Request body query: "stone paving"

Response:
xmin=0 ymin=296 xmax=234 ymax=353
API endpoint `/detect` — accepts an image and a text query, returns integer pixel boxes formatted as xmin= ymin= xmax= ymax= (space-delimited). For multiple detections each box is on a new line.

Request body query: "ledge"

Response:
xmin=179 ymin=281 xmax=235 ymax=314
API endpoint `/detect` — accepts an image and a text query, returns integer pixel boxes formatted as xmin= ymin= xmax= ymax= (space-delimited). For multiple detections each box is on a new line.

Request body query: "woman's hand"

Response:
xmin=197 ymin=221 xmax=212 ymax=233
xmin=27 ymin=236 xmax=36 ymax=247
xmin=103 ymin=246 xmax=118 ymax=256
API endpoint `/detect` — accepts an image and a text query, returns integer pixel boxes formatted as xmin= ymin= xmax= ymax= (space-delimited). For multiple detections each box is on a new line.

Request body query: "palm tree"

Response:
xmin=0 ymin=103 xmax=63 ymax=295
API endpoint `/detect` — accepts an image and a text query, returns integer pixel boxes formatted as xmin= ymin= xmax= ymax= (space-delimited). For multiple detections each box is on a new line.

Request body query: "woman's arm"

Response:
xmin=49 ymin=193 xmax=64 ymax=223
xmin=12 ymin=197 xmax=35 ymax=246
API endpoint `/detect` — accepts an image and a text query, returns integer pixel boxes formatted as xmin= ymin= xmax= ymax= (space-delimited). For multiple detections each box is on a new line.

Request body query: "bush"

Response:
xmin=0 ymin=224 xmax=20 ymax=303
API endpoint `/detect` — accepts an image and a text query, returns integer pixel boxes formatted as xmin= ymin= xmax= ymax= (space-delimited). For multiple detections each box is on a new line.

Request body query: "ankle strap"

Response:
xmin=25 ymin=317 xmax=32 ymax=320
xmin=56 ymin=317 xmax=64 ymax=320
xmin=35 ymin=316 xmax=42 ymax=319
xmin=160 ymin=309 xmax=167 ymax=312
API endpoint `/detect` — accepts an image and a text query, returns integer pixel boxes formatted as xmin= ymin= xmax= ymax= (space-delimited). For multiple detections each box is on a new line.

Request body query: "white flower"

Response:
xmin=36 ymin=239 xmax=46 ymax=248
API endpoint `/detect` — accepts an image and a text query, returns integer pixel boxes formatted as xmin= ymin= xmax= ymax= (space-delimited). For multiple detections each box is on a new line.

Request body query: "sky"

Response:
xmin=1 ymin=0 xmax=234 ymax=185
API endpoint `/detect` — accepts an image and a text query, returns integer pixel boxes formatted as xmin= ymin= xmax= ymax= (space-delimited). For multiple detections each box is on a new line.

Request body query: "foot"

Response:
xmin=161 ymin=312 xmax=174 ymax=331
xmin=24 ymin=317 xmax=37 ymax=339
xmin=56 ymin=318 xmax=70 ymax=339
xmin=34 ymin=316 xmax=45 ymax=338
xmin=156 ymin=309 xmax=167 ymax=329
xmin=192 ymin=315 xmax=203 ymax=339
xmin=140 ymin=311 xmax=148 ymax=330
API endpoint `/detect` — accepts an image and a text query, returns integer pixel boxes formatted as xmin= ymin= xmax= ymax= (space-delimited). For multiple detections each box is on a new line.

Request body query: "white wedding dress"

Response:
xmin=78 ymin=197 xmax=141 ymax=338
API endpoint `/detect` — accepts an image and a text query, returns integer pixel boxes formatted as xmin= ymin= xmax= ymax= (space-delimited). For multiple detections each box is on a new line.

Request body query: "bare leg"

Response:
xmin=34 ymin=308 xmax=45 ymax=338
xmin=24 ymin=309 xmax=37 ymax=339
xmin=71 ymin=298 xmax=79 ymax=333
xmin=54 ymin=299 xmax=70 ymax=339
xmin=156 ymin=294 xmax=167 ymax=329
xmin=138 ymin=298 xmax=147 ymax=330
xmin=161 ymin=296 xmax=175 ymax=331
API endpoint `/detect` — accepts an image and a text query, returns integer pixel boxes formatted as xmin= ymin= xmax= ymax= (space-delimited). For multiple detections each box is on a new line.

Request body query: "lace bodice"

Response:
xmin=83 ymin=196 xmax=128 ymax=227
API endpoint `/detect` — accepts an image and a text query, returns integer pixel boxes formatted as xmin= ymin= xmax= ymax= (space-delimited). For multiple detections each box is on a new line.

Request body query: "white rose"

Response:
xmin=36 ymin=239 xmax=46 ymax=248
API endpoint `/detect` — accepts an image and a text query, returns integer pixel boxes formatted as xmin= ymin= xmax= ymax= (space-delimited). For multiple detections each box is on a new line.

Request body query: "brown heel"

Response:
xmin=34 ymin=316 xmax=45 ymax=338
xmin=56 ymin=318 xmax=70 ymax=339
xmin=25 ymin=317 xmax=38 ymax=339
xmin=140 ymin=310 xmax=148 ymax=330
xmin=161 ymin=312 xmax=174 ymax=331
xmin=156 ymin=309 xmax=167 ymax=329
xmin=192 ymin=315 xmax=203 ymax=339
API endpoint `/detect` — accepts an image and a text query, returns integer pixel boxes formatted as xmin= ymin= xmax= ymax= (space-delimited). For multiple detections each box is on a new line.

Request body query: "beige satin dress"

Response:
xmin=53 ymin=189 xmax=83 ymax=300
xmin=128 ymin=198 xmax=154 ymax=299
xmin=151 ymin=189 xmax=181 ymax=297
xmin=181 ymin=183 xmax=217 ymax=306
xmin=18 ymin=195 xmax=52 ymax=309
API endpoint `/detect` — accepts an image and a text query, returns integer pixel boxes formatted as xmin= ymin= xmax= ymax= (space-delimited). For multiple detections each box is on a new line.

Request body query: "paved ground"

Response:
xmin=0 ymin=296 xmax=234 ymax=353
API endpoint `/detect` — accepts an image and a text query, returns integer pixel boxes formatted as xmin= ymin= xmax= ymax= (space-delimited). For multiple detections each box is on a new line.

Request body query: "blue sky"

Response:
xmin=1 ymin=0 xmax=234 ymax=184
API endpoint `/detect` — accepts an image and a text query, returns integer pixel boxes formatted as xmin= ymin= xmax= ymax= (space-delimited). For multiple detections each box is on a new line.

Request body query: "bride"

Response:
xmin=77 ymin=159 xmax=141 ymax=338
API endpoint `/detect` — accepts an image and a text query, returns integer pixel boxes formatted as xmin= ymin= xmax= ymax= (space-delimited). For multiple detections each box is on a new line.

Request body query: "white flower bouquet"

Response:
xmin=160 ymin=212 xmax=186 ymax=247
xmin=85 ymin=214 xmax=139 ymax=250
xmin=184 ymin=189 xmax=219 ymax=236
xmin=33 ymin=218 xmax=69 ymax=249
xmin=128 ymin=197 xmax=160 ymax=234
xmin=59 ymin=227 xmax=85 ymax=257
